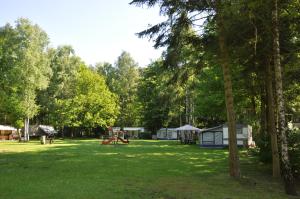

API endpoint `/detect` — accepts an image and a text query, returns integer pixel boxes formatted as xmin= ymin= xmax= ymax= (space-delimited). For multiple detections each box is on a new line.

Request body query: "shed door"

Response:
xmin=214 ymin=132 xmax=223 ymax=145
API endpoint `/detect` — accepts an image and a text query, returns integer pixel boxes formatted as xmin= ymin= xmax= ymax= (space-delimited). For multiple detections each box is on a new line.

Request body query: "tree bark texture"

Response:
xmin=266 ymin=58 xmax=281 ymax=178
xmin=24 ymin=117 xmax=30 ymax=141
xmin=216 ymin=1 xmax=240 ymax=178
xmin=185 ymin=88 xmax=189 ymax=124
xmin=24 ymin=118 xmax=27 ymax=141
xmin=260 ymin=82 xmax=267 ymax=137
xmin=272 ymin=0 xmax=297 ymax=195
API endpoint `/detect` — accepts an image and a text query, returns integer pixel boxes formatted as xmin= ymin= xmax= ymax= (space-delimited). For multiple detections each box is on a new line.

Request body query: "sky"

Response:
xmin=0 ymin=0 xmax=166 ymax=67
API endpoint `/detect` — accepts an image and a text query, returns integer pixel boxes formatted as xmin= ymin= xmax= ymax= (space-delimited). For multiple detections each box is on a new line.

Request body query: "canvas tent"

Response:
xmin=112 ymin=127 xmax=145 ymax=139
xmin=156 ymin=128 xmax=177 ymax=140
xmin=124 ymin=127 xmax=145 ymax=139
xmin=176 ymin=124 xmax=201 ymax=144
xmin=199 ymin=124 xmax=254 ymax=147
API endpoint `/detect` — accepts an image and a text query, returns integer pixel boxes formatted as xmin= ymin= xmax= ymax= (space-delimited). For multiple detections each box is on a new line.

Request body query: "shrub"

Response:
xmin=139 ymin=132 xmax=152 ymax=139
xmin=288 ymin=128 xmax=300 ymax=179
xmin=256 ymin=133 xmax=272 ymax=163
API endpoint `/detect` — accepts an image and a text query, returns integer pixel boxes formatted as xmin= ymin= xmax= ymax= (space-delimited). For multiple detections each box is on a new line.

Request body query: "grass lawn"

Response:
xmin=0 ymin=139 xmax=299 ymax=199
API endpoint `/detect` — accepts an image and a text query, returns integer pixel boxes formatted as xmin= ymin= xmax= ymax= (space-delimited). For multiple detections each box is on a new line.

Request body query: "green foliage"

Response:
xmin=256 ymin=128 xmax=300 ymax=178
xmin=47 ymin=65 xmax=119 ymax=129
xmin=115 ymin=52 xmax=140 ymax=126
xmin=95 ymin=62 xmax=116 ymax=92
xmin=138 ymin=60 xmax=179 ymax=132
xmin=256 ymin=133 xmax=272 ymax=163
xmin=36 ymin=45 xmax=120 ymax=130
xmin=0 ymin=18 xmax=51 ymax=125
xmin=288 ymin=129 xmax=300 ymax=178
xmin=74 ymin=66 xmax=119 ymax=128
xmin=37 ymin=45 xmax=81 ymax=125
xmin=194 ymin=66 xmax=226 ymax=125
xmin=97 ymin=51 xmax=142 ymax=127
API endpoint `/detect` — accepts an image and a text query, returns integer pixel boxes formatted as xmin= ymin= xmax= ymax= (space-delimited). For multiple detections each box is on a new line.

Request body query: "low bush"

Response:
xmin=288 ymin=128 xmax=300 ymax=179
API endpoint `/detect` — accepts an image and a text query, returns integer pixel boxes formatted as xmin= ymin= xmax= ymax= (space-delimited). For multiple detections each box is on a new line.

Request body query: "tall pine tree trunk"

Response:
xmin=260 ymin=81 xmax=267 ymax=137
xmin=216 ymin=1 xmax=240 ymax=178
xmin=266 ymin=57 xmax=281 ymax=178
xmin=179 ymin=101 xmax=182 ymax=126
xmin=272 ymin=0 xmax=297 ymax=195
xmin=185 ymin=88 xmax=189 ymax=124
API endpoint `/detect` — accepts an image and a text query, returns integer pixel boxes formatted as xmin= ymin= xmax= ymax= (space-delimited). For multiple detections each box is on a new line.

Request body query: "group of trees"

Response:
xmin=0 ymin=19 xmax=119 ymax=138
xmin=0 ymin=19 xmax=144 ymax=138
xmin=0 ymin=19 xmax=51 ymax=140
xmin=95 ymin=51 xmax=142 ymax=128
xmin=130 ymin=0 xmax=299 ymax=195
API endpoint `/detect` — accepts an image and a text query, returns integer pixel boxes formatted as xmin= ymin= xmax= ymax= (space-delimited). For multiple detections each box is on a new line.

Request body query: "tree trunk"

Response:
xmin=192 ymin=100 xmax=195 ymax=126
xmin=260 ymin=82 xmax=267 ymax=137
xmin=24 ymin=118 xmax=27 ymax=141
xmin=272 ymin=0 xmax=297 ymax=195
xmin=17 ymin=128 xmax=21 ymax=141
xmin=179 ymin=101 xmax=182 ymax=126
xmin=250 ymin=82 xmax=257 ymax=118
xmin=266 ymin=57 xmax=281 ymax=178
xmin=216 ymin=1 xmax=240 ymax=178
xmin=24 ymin=117 xmax=30 ymax=141
xmin=27 ymin=117 xmax=30 ymax=141
xmin=185 ymin=88 xmax=189 ymax=124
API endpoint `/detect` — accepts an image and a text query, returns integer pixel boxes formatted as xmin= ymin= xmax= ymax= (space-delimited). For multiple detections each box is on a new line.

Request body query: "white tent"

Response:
xmin=175 ymin=124 xmax=201 ymax=132
xmin=176 ymin=124 xmax=201 ymax=144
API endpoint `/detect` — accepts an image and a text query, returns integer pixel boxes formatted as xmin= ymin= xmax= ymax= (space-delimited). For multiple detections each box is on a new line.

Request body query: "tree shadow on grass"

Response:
xmin=0 ymin=139 xmax=298 ymax=199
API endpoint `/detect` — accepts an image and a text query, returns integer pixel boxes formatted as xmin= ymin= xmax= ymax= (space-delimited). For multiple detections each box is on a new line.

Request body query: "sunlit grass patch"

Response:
xmin=0 ymin=140 xmax=78 ymax=153
xmin=0 ymin=139 xmax=298 ymax=199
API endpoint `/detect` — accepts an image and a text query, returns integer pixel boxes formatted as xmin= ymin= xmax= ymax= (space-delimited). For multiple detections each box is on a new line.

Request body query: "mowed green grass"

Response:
xmin=0 ymin=139 xmax=299 ymax=199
